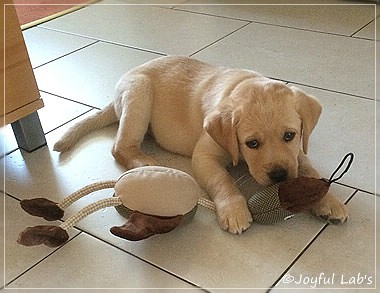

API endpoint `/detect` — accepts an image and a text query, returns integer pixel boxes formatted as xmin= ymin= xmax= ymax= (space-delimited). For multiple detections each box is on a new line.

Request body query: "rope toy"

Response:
xmin=17 ymin=153 xmax=354 ymax=247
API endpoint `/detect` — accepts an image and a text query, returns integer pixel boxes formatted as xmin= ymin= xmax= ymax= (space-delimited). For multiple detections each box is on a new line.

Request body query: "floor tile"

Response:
xmin=288 ymin=85 xmax=375 ymax=193
xmin=33 ymin=42 xmax=163 ymax=108
xmin=175 ymin=4 xmax=375 ymax=36
xmin=272 ymin=191 xmax=376 ymax=290
xmin=193 ymin=22 xmax=375 ymax=99
xmin=7 ymin=233 xmax=197 ymax=289
xmin=23 ymin=27 xmax=96 ymax=68
xmin=39 ymin=3 xmax=248 ymax=56
xmin=4 ymin=195 xmax=80 ymax=285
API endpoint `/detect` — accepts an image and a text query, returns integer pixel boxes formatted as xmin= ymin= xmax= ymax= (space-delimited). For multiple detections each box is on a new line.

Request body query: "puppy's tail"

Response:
xmin=53 ymin=102 xmax=118 ymax=152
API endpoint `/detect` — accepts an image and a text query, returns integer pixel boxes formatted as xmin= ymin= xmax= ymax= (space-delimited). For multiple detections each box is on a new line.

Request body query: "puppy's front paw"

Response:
xmin=216 ymin=195 xmax=253 ymax=234
xmin=312 ymin=193 xmax=348 ymax=224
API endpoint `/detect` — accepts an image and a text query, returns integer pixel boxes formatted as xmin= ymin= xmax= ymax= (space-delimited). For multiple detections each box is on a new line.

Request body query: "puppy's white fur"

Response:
xmin=54 ymin=56 xmax=348 ymax=234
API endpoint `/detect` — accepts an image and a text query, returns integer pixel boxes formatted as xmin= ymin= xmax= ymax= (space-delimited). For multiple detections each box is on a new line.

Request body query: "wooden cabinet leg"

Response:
xmin=11 ymin=112 xmax=47 ymax=152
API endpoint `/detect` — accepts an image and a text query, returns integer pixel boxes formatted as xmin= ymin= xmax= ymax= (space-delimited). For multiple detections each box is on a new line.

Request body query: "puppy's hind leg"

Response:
xmin=112 ymin=74 xmax=157 ymax=169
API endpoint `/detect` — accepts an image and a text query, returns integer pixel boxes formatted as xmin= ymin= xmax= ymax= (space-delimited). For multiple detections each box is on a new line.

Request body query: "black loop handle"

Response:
xmin=328 ymin=152 xmax=354 ymax=184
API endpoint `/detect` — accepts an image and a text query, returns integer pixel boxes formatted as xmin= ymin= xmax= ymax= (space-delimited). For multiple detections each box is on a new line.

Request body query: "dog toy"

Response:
xmin=17 ymin=153 xmax=353 ymax=247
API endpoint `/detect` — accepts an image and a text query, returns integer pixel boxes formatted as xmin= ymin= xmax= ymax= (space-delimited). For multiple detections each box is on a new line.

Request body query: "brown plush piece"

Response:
xmin=278 ymin=177 xmax=330 ymax=213
xmin=110 ymin=211 xmax=183 ymax=241
xmin=17 ymin=225 xmax=69 ymax=247
xmin=20 ymin=198 xmax=64 ymax=221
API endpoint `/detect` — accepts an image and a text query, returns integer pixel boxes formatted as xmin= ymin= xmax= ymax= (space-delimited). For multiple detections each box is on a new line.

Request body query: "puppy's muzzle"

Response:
xmin=268 ymin=167 xmax=288 ymax=183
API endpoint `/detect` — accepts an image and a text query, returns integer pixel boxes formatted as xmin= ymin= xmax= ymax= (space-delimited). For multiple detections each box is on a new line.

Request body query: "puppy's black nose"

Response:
xmin=268 ymin=168 xmax=288 ymax=183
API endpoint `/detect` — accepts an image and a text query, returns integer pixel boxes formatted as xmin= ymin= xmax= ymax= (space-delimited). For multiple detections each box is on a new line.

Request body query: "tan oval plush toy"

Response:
xmin=17 ymin=153 xmax=353 ymax=247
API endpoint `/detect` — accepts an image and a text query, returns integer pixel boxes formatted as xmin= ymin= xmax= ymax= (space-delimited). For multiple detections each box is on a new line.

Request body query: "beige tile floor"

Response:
xmin=2 ymin=1 xmax=378 ymax=291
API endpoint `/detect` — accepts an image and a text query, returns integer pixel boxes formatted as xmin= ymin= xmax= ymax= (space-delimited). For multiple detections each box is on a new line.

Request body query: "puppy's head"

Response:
xmin=204 ymin=80 xmax=321 ymax=186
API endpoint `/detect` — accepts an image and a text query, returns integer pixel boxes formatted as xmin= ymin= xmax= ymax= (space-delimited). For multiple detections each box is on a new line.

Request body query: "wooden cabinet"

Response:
xmin=1 ymin=1 xmax=46 ymax=151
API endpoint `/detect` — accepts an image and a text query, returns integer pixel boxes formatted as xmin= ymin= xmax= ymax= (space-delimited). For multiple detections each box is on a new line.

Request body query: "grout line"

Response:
xmin=268 ymin=223 xmax=331 ymax=291
xmin=44 ymin=108 xmax=95 ymax=136
xmin=350 ymin=12 xmax=376 ymax=38
xmin=172 ymin=6 xmax=254 ymax=23
xmin=97 ymin=39 xmax=167 ymax=57
xmin=0 ymin=148 xmax=18 ymax=160
xmin=32 ymin=40 xmax=100 ymax=70
xmin=37 ymin=26 xmax=168 ymax=57
xmin=352 ymin=35 xmax=377 ymax=41
xmin=189 ymin=21 xmax=251 ymax=57
xmin=350 ymin=18 xmax=375 ymax=38
xmin=5 ymin=232 xmax=83 ymax=288
xmin=268 ymin=189 xmax=359 ymax=291
xmin=4 ymin=192 xmax=21 ymax=202
xmin=173 ymin=6 xmax=377 ymax=41
xmin=39 ymin=90 xmax=102 ymax=110
xmin=287 ymin=81 xmax=374 ymax=101
xmin=69 ymin=228 xmax=209 ymax=291
xmin=335 ymin=182 xmax=375 ymax=195
xmin=343 ymin=188 xmax=360 ymax=205
xmin=3 ymin=194 xmax=84 ymax=288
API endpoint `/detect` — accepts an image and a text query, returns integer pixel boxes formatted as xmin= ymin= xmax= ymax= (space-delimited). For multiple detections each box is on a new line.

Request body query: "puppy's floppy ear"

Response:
xmin=291 ymin=86 xmax=322 ymax=154
xmin=204 ymin=110 xmax=240 ymax=166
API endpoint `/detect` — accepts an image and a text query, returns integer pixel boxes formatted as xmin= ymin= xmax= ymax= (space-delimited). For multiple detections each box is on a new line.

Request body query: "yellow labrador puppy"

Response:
xmin=54 ymin=56 xmax=348 ymax=234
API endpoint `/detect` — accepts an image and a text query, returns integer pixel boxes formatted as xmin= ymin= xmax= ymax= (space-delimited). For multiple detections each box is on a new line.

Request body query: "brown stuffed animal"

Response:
xmin=18 ymin=167 xmax=201 ymax=247
xmin=17 ymin=153 xmax=353 ymax=247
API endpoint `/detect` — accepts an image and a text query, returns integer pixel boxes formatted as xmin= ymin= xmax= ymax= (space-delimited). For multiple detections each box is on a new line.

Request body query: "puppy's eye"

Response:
xmin=246 ymin=140 xmax=259 ymax=149
xmin=283 ymin=131 xmax=296 ymax=142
